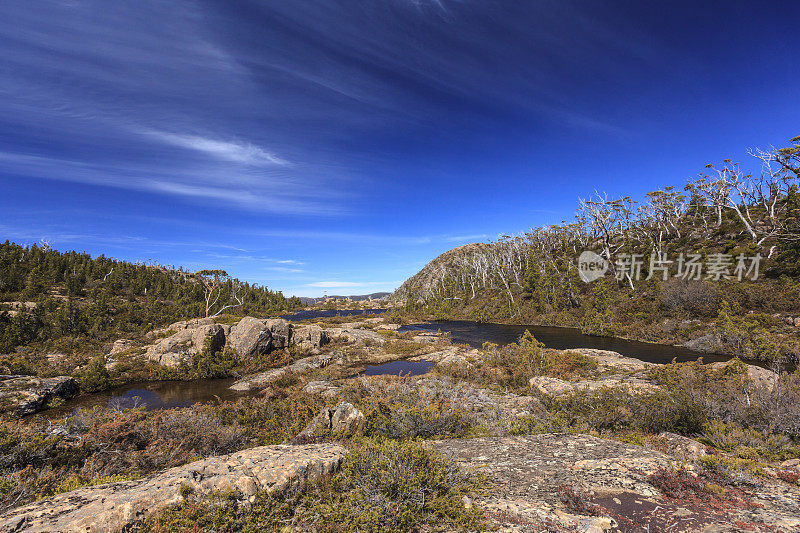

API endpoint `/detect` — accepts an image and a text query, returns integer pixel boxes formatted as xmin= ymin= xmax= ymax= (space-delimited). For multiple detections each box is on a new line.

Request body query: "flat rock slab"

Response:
xmin=230 ymin=352 xmax=342 ymax=391
xmin=432 ymin=434 xmax=667 ymax=522
xmin=432 ymin=435 xmax=800 ymax=532
xmin=0 ymin=443 xmax=346 ymax=533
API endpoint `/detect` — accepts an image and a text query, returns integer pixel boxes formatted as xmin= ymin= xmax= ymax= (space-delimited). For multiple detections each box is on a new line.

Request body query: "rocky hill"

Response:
xmin=393 ymin=242 xmax=489 ymax=302
xmin=391 ymin=137 xmax=800 ymax=363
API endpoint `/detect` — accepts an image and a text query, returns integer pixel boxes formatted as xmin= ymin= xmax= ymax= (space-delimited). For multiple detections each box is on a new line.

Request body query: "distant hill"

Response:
xmin=298 ymin=292 xmax=391 ymax=305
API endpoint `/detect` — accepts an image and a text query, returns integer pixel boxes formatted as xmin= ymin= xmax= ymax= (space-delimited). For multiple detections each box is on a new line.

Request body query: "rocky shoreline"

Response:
xmin=1 ymin=313 xmax=798 ymax=532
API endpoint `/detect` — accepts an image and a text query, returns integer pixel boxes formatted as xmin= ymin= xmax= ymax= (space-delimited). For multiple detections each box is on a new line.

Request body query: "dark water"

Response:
xmin=280 ymin=308 xmax=387 ymax=320
xmin=46 ymin=379 xmax=245 ymax=418
xmin=47 ymin=315 xmax=742 ymax=416
xmin=400 ymin=320 xmax=737 ymax=366
xmin=360 ymin=359 xmax=434 ymax=377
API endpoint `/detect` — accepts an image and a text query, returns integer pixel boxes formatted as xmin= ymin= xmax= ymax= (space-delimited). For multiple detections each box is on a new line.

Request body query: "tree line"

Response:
xmin=0 ymin=241 xmax=301 ymax=354
xmin=395 ymin=136 xmax=800 ymax=315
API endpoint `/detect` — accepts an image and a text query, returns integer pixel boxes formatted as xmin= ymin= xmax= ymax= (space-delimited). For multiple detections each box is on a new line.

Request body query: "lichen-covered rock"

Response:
xmin=658 ymin=432 xmax=707 ymax=460
xmin=432 ymin=435 xmax=800 ymax=532
xmin=710 ymin=360 xmax=779 ymax=390
xmin=230 ymin=352 xmax=343 ymax=391
xmin=108 ymin=339 xmax=136 ymax=356
xmin=265 ymin=318 xmax=291 ymax=349
xmin=567 ymin=348 xmax=654 ymax=372
xmin=145 ymin=323 xmax=225 ymax=368
xmin=325 ymin=327 xmax=386 ymax=345
xmin=295 ymin=402 xmax=364 ymax=440
xmin=302 ymin=380 xmax=340 ymax=397
xmin=292 ymin=324 xmax=329 ymax=351
xmin=0 ymin=443 xmax=346 ymax=533
xmin=528 ymin=376 xmax=576 ymax=395
xmin=0 ymin=375 xmax=78 ymax=416
xmin=528 ymin=375 xmax=660 ymax=396
xmin=227 ymin=316 xmax=272 ymax=358
xmin=781 ymin=458 xmax=800 ymax=471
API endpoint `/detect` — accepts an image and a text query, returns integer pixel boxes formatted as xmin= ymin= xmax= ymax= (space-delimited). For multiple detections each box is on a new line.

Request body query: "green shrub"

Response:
xmin=543 ymin=387 xmax=706 ymax=435
xmin=272 ymin=372 xmax=299 ymax=389
xmin=318 ymin=439 xmax=484 ymax=532
xmin=193 ymin=347 xmax=238 ymax=379
xmin=509 ymin=413 xmax=571 ymax=435
xmin=365 ymin=400 xmax=473 ymax=439
xmin=79 ymin=356 xmax=111 ymax=392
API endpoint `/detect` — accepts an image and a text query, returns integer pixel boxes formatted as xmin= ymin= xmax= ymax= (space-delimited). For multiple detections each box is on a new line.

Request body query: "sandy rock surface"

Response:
xmin=434 ymin=435 xmax=800 ymax=532
xmin=0 ymin=443 xmax=346 ymax=533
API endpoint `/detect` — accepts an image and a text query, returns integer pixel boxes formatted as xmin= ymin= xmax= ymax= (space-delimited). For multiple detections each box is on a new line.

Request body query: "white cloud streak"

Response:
xmin=306 ymin=281 xmax=399 ymax=288
xmin=141 ymin=131 xmax=289 ymax=166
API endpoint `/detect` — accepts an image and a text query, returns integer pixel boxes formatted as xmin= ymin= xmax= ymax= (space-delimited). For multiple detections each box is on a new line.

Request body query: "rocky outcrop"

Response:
xmin=141 ymin=316 xmax=335 ymax=367
xmin=294 ymin=402 xmax=365 ymax=441
xmin=227 ymin=316 xmax=272 ymax=358
xmin=529 ymin=375 xmax=660 ymax=396
xmin=144 ymin=321 xmax=225 ymax=368
xmin=682 ymin=333 xmax=718 ymax=353
xmin=0 ymin=443 xmax=347 ymax=533
xmin=433 ymin=434 xmax=800 ymax=532
xmin=325 ymin=327 xmax=386 ymax=345
xmin=414 ymin=346 xmax=481 ymax=368
xmin=108 ymin=339 xmax=136 ymax=356
xmin=568 ymin=348 xmax=654 ymax=372
xmin=392 ymin=243 xmax=489 ymax=303
xmin=710 ymin=360 xmax=779 ymax=390
xmin=0 ymin=375 xmax=78 ymax=416
xmin=230 ymin=352 xmax=344 ymax=391
xmin=658 ymin=432 xmax=708 ymax=461
xmin=293 ymin=324 xmax=329 ymax=352
xmin=265 ymin=318 xmax=291 ymax=349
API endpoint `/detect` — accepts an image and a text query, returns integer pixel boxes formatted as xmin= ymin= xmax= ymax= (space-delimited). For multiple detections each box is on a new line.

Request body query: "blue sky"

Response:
xmin=1 ymin=1 xmax=798 ymax=297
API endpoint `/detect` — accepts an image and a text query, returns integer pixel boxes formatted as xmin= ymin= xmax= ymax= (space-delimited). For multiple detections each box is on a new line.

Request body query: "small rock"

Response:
xmin=781 ymin=458 xmax=800 ymax=470
xmin=108 ymin=339 xmax=136 ymax=356
xmin=295 ymin=402 xmax=365 ymax=440
xmin=659 ymin=432 xmax=707 ymax=460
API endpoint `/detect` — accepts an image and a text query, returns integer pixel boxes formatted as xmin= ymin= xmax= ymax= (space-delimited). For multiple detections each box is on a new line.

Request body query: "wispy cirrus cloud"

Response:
xmin=0 ymin=150 xmax=342 ymax=215
xmin=140 ymin=130 xmax=289 ymax=166
xmin=306 ymin=281 xmax=398 ymax=289
xmin=248 ymin=229 xmax=489 ymax=245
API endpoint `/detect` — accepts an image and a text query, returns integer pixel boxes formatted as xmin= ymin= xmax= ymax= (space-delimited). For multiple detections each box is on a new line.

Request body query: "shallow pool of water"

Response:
xmin=280 ymin=308 xmax=386 ymax=320
xmin=360 ymin=359 xmax=434 ymax=377
xmin=46 ymin=379 xmax=245 ymax=418
xmin=400 ymin=320 xmax=737 ymax=366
